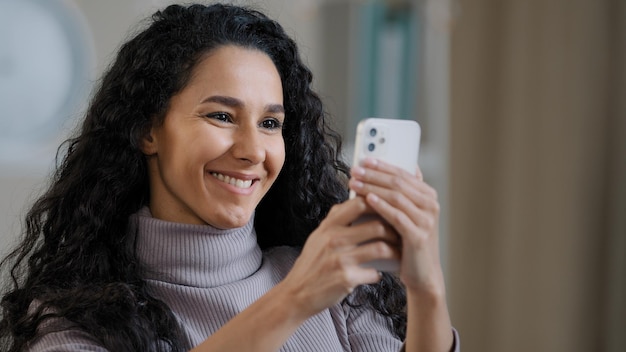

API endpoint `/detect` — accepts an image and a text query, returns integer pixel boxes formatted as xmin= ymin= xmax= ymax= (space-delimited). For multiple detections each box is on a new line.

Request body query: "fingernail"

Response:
xmin=368 ymin=193 xmax=379 ymax=203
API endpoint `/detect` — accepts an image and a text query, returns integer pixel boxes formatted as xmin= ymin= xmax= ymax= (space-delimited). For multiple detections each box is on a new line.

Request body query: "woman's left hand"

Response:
xmin=348 ymin=158 xmax=445 ymax=295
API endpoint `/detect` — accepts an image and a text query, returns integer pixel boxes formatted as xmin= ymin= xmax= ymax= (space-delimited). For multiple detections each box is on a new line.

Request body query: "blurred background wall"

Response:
xmin=448 ymin=0 xmax=625 ymax=351
xmin=0 ymin=0 xmax=624 ymax=351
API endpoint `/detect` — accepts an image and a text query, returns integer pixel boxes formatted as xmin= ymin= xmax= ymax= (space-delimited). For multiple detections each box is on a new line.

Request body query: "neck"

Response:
xmin=132 ymin=207 xmax=262 ymax=288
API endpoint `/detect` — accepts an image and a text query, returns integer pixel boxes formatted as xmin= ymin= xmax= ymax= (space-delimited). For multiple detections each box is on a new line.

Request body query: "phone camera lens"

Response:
xmin=368 ymin=143 xmax=376 ymax=152
xmin=369 ymin=128 xmax=377 ymax=137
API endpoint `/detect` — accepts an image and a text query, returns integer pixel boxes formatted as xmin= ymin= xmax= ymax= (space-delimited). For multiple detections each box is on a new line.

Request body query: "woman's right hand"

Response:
xmin=278 ymin=197 xmax=401 ymax=318
xmin=191 ymin=198 xmax=400 ymax=352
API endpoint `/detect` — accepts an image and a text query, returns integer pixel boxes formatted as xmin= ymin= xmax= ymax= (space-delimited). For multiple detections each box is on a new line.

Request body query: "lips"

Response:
xmin=210 ymin=172 xmax=254 ymax=189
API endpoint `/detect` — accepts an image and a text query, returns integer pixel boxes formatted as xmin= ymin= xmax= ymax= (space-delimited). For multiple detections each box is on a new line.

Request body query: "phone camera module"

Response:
xmin=367 ymin=143 xmax=376 ymax=152
xmin=369 ymin=128 xmax=377 ymax=137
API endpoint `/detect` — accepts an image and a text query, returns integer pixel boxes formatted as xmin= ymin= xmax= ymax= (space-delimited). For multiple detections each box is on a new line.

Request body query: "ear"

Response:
xmin=140 ymin=126 xmax=158 ymax=156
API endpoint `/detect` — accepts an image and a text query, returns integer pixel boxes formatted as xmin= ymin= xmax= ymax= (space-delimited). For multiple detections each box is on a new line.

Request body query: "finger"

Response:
xmin=351 ymin=179 xmax=439 ymax=217
xmin=348 ymin=239 xmax=401 ymax=268
xmin=378 ymin=188 xmax=421 ymax=224
xmin=323 ymin=196 xmax=372 ymax=227
xmin=358 ymin=157 xmax=417 ymax=179
xmin=341 ymin=266 xmax=384 ymax=288
xmin=350 ymin=177 xmax=415 ymax=216
xmin=351 ymin=163 xmax=420 ymax=193
xmin=349 ymin=167 xmax=438 ymax=207
xmin=415 ymin=166 xmax=424 ymax=181
xmin=355 ymin=159 xmax=434 ymax=200
xmin=344 ymin=219 xmax=401 ymax=247
xmin=349 ymin=170 xmax=418 ymax=199
xmin=327 ymin=215 xmax=400 ymax=249
xmin=365 ymin=193 xmax=423 ymax=239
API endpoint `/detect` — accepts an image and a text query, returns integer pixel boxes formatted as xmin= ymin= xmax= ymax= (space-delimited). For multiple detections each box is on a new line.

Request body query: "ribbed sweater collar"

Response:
xmin=132 ymin=207 xmax=262 ymax=288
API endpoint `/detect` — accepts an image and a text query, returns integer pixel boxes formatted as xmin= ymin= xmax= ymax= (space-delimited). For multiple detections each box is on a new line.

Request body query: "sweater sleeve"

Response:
xmin=344 ymin=301 xmax=461 ymax=352
xmin=344 ymin=300 xmax=404 ymax=351
xmin=20 ymin=304 xmax=108 ymax=352
xmin=25 ymin=326 xmax=108 ymax=352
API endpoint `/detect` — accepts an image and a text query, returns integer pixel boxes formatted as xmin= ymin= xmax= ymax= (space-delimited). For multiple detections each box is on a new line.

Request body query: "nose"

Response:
xmin=231 ymin=124 xmax=265 ymax=164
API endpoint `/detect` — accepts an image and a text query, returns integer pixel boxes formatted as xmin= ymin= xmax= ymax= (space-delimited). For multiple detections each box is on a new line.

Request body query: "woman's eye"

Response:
xmin=206 ymin=112 xmax=231 ymax=122
xmin=261 ymin=118 xmax=283 ymax=130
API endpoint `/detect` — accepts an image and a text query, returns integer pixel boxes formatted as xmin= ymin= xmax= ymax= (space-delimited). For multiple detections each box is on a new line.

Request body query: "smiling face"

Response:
xmin=142 ymin=45 xmax=286 ymax=228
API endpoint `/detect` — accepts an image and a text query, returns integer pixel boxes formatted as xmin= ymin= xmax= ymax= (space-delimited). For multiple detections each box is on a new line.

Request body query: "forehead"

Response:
xmin=188 ymin=45 xmax=280 ymax=85
xmin=171 ymin=45 xmax=284 ymax=108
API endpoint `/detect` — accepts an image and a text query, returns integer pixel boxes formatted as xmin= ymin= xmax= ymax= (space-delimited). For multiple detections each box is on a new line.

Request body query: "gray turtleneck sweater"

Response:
xmin=26 ymin=208 xmax=459 ymax=351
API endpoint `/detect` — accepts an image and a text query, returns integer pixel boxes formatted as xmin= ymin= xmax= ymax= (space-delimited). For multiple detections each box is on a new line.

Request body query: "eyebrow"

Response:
xmin=201 ymin=95 xmax=285 ymax=114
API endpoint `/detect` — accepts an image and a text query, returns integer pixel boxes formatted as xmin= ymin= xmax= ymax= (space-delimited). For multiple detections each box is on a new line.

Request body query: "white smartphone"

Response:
xmin=349 ymin=118 xmax=421 ymax=272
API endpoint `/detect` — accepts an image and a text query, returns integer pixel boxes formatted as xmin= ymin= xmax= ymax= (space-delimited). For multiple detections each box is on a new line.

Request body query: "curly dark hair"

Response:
xmin=0 ymin=3 xmax=406 ymax=351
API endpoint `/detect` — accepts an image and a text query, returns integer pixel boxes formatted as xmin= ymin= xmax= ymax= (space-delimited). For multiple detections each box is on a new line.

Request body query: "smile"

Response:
xmin=210 ymin=172 xmax=254 ymax=189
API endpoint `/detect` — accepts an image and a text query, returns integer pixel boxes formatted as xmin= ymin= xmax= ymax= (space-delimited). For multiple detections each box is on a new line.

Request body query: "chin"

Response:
xmin=209 ymin=212 xmax=253 ymax=230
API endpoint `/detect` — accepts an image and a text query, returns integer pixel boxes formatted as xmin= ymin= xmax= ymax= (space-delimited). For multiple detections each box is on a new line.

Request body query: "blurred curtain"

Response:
xmin=447 ymin=0 xmax=625 ymax=351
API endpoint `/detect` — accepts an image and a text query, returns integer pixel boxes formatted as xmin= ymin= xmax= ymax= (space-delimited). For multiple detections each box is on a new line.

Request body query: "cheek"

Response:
xmin=269 ymin=140 xmax=286 ymax=174
xmin=176 ymin=127 xmax=230 ymax=163
xmin=157 ymin=132 xmax=217 ymax=182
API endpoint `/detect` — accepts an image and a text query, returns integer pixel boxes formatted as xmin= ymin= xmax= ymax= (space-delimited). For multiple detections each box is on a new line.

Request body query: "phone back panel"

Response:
xmin=352 ymin=118 xmax=421 ymax=175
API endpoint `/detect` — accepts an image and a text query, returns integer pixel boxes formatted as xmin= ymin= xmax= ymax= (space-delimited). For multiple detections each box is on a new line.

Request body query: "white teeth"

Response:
xmin=210 ymin=172 xmax=253 ymax=189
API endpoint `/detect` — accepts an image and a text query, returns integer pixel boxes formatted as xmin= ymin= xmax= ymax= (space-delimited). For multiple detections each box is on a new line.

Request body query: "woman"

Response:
xmin=0 ymin=3 xmax=458 ymax=351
